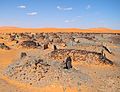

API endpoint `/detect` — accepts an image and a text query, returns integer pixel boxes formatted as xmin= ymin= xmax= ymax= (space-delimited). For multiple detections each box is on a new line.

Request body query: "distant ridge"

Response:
xmin=88 ymin=28 xmax=112 ymax=30
xmin=0 ymin=26 xmax=19 ymax=29
xmin=0 ymin=26 xmax=119 ymax=33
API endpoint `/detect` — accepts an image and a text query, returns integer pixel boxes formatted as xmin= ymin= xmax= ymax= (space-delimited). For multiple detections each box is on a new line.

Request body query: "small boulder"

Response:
xmin=20 ymin=52 xmax=27 ymax=59
xmin=64 ymin=56 xmax=72 ymax=69
xmin=53 ymin=45 xmax=57 ymax=51
xmin=43 ymin=43 xmax=49 ymax=50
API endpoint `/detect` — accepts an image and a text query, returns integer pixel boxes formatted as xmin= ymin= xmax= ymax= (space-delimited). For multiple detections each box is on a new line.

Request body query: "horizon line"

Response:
xmin=0 ymin=26 xmax=119 ymax=30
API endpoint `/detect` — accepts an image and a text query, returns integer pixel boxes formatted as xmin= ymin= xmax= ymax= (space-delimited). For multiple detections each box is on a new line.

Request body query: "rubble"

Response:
xmin=50 ymin=49 xmax=113 ymax=65
xmin=21 ymin=40 xmax=39 ymax=48
xmin=0 ymin=43 xmax=10 ymax=50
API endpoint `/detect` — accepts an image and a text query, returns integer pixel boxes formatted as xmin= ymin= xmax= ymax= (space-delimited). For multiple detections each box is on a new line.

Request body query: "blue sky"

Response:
xmin=0 ymin=0 xmax=120 ymax=29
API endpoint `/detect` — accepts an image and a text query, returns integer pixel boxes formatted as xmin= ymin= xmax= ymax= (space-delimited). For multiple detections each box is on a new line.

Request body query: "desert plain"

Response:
xmin=0 ymin=27 xmax=120 ymax=92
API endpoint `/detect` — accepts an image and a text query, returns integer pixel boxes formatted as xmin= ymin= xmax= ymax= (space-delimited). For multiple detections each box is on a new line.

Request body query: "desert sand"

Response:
xmin=0 ymin=27 xmax=120 ymax=92
xmin=0 ymin=27 xmax=120 ymax=33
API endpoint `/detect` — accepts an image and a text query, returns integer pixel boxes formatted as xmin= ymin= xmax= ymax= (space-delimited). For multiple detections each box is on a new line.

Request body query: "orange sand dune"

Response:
xmin=0 ymin=27 xmax=120 ymax=33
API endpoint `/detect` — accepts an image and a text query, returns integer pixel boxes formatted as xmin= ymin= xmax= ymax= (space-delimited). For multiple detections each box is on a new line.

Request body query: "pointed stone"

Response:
xmin=64 ymin=56 xmax=72 ymax=69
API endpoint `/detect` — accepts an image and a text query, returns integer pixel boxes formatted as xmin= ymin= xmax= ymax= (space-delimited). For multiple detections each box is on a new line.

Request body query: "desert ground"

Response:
xmin=0 ymin=27 xmax=120 ymax=92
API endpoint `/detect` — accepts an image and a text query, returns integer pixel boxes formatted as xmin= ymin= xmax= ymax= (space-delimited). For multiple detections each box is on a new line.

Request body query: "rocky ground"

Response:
xmin=0 ymin=32 xmax=120 ymax=92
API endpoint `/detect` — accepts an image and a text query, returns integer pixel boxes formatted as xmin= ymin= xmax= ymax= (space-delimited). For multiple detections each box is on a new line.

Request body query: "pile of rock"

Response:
xmin=4 ymin=53 xmax=91 ymax=87
xmin=4 ymin=56 xmax=52 ymax=86
xmin=0 ymin=43 xmax=10 ymax=50
xmin=110 ymin=35 xmax=120 ymax=44
xmin=21 ymin=40 xmax=40 ymax=48
xmin=50 ymin=49 xmax=113 ymax=65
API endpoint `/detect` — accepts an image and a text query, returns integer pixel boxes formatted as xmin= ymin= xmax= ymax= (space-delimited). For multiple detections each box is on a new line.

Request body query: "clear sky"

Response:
xmin=0 ymin=0 xmax=120 ymax=29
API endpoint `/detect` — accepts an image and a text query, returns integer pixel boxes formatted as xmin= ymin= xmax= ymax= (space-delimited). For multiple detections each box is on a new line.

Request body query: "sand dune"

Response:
xmin=0 ymin=27 xmax=120 ymax=33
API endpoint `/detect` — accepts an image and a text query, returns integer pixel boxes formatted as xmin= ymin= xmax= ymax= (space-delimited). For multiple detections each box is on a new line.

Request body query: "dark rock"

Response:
xmin=99 ymin=50 xmax=113 ymax=65
xmin=43 ymin=43 xmax=49 ymax=50
xmin=16 ymin=40 xmax=19 ymax=44
xmin=64 ymin=56 xmax=72 ymax=69
xmin=21 ymin=40 xmax=38 ymax=48
xmin=20 ymin=52 xmax=27 ymax=59
xmin=102 ymin=45 xmax=112 ymax=54
xmin=53 ymin=45 xmax=57 ymax=50
xmin=0 ymin=43 xmax=10 ymax=50
xmin=35 ymin=59 xmax=43 ymax=66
